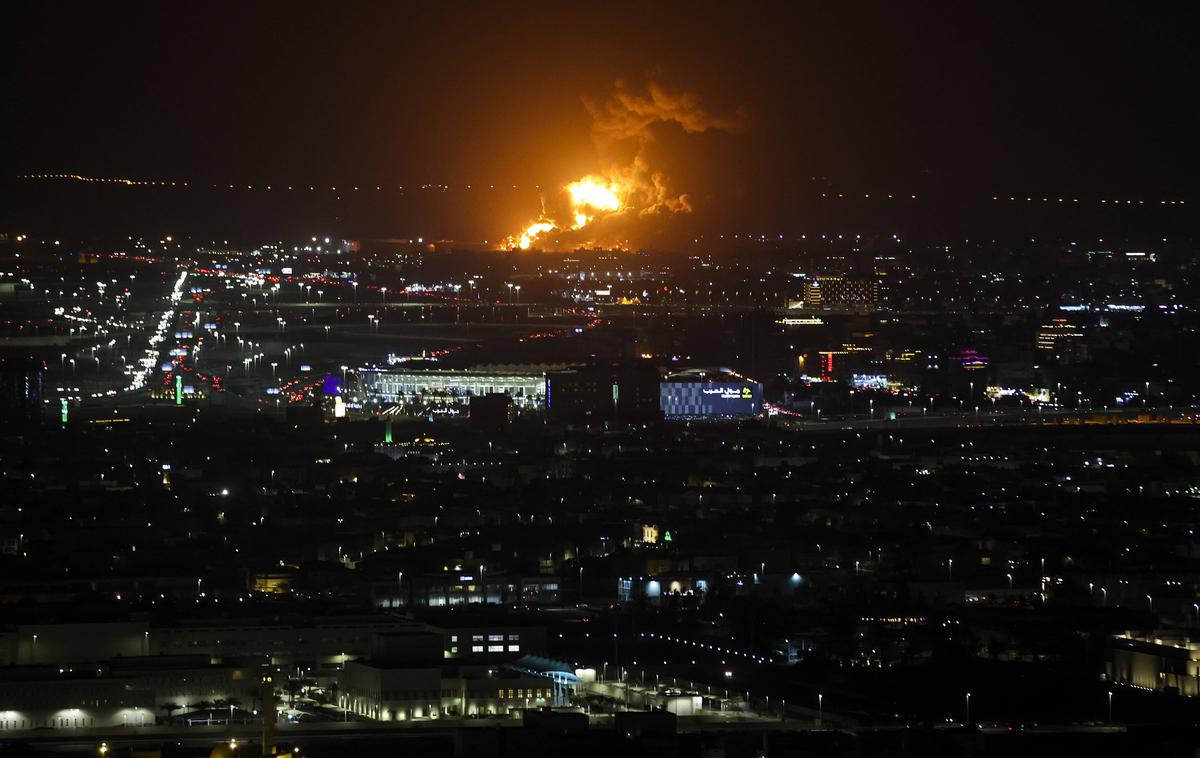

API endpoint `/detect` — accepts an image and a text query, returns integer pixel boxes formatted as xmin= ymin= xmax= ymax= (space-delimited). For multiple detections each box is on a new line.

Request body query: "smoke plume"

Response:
xmin=507 ymin=80 xmax=746 ymax=250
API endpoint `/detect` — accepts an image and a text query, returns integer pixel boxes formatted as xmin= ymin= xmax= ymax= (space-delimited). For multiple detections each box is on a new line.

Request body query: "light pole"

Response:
xmin=817 ymin=693 xmax=823 ymax=725
xmin=1006 ymin=573 xmax=1013 ymax=591
xmin=948 ymin=559 xmax=953 ymax=580
xmin=965 ymin=691 xmax=971 ymax=725
xmin=397 ymin=571 xmax=404 ymax=609
xmin=1107 ymin=690 xmax=1113 ymax=723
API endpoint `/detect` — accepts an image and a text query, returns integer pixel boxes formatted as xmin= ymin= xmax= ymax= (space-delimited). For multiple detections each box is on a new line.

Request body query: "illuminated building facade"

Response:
xmin=660 ymin=381 xmax=763 ymax=418
xmin=1035 ymin=318 xmax=1087 ymax=362
xmin=360 ymin=368 xmax=546 ymax=408
xmin=1110 ymin=632 xmax=1200 ymax=696
xmin=338 ymin=660 xmax=556 ymax=720
xmin=803 ymin=276 xmax=879 ymax=309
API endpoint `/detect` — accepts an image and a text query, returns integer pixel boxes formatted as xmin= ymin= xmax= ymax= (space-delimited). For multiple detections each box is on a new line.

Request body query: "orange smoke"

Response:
xmin=505 ymin=81 xmax=746 ymax=250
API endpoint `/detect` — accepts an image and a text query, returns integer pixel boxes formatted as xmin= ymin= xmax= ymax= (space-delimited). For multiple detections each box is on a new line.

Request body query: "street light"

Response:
xmin=1107 ymin=690 xmax=1113 ymax=722
xmin=965 ymin=691 xmax=971 ymax=724
xmin=817 ymin=693 xmax=823 ymax=725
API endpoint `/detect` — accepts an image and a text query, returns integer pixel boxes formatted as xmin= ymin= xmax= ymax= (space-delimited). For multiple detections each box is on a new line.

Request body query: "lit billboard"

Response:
xmin=660 ymin=381 xmax=762 ymax=418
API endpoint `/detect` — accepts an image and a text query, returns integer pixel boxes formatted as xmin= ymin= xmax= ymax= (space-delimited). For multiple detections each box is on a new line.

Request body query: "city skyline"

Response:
xmin=2 ymin=4 xmax=1200 ymax=758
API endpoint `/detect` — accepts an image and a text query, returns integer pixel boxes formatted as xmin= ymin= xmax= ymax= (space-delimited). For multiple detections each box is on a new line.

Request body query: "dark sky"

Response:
xmin=3 ymin=2 xmax=1197 ymax=244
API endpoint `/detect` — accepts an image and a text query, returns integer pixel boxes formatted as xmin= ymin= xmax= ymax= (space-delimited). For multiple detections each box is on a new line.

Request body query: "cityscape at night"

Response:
xmin=3 ymin=3 xmax=1200 ymax=757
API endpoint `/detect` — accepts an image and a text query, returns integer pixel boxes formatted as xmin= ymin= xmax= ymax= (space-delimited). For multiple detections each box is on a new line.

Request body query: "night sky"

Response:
xmin=3 ymin=3 xmax=1197 ymax=244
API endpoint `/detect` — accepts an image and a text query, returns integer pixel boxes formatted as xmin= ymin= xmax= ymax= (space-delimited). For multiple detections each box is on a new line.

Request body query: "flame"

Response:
xmin=517 ymin=221 xmax=556 ymax=251
xmin=567 ymin=177 xmax=621 ymax=213
xmin=508 ymin=176 xmax=626 ymax=249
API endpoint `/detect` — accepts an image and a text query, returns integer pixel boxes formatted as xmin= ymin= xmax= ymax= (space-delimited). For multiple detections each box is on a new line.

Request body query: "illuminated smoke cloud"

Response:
xmin=585 ymin=80 xmax=748 ymax=144
xmin=508 ymin=81 xmax=746 ymax=250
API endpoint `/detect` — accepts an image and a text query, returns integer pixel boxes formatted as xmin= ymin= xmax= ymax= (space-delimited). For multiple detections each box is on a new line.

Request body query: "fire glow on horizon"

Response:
xmin=506 ymin=81 xmax=746 ymax=250
xmin=514 ymin=177 xmax=624 ymax=250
